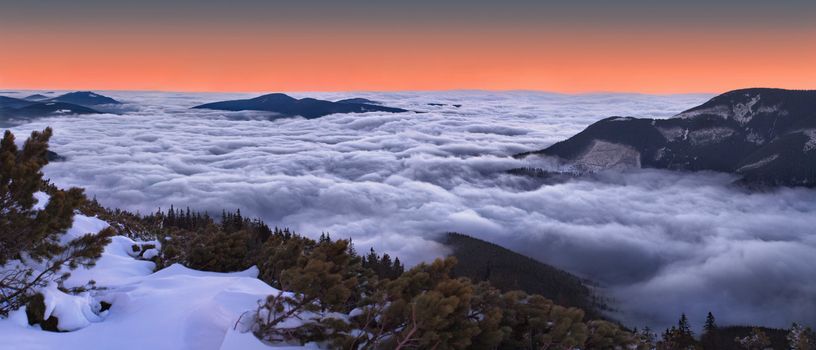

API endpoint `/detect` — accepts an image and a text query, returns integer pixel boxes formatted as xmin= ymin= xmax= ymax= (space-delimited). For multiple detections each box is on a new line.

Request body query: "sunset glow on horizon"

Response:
xmin=2 ymin=0 xmax=815 ymax=93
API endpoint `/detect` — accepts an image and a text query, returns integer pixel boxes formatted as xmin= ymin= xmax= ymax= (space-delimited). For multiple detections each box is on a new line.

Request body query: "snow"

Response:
xmin=41 ymin=284 xmax=102 ymax=331
xmin=221 ymin=327 xmax=319 ymax=349
xmin=63 ymin=236 xmax=156 ymax=289
xmin=32 ymin=192 xmax=49 ymax=210
xmin=0 ymin=214 xmax=292 ymax=350
xmin=732 ymin=94 xmax=760 ymax=125
xmin=141 ymin=248 xmax=159 ymax=260
xmin=746 ymin=131 xmax=765 ymax=145
xmin=656 ymin=126 xmax=685 ymax=142
xmin=802 ymin=129 xmax=816 ymax=152
xmin=0 ymin=261 xmax=282 ymax=349
xmin=737 ymin=154 xmax=779 ymax=173
xmin=573 ymin=140 xmax=641 ymax=172
xmin=673 ymin=105 xmax=731 ymax=120
xmin=673 ymin=93 xmax=769 ymax=126
xmin=756 ymin=104 xmax=781 ymax=114
xmin=62 ymin=214 xmax=110 ymax=244
xmin=688 ymin=127 xmax=735 ymax=146
xmin=654 ymin=147 xmax=668 ymax=161
xmin=609 ymin=117 xmax=634 ymax=122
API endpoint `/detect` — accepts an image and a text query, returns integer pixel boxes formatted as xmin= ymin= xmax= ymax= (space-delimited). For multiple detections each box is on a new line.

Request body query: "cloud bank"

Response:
xmin=6 ymin=90 xmax=815 ymax=331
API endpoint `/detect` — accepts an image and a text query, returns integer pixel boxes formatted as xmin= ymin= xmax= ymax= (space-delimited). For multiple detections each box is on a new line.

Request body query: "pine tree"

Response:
xmin=700 ymin=312 xmax=720 ymax=349
xmin=678 ymin=313 xmax=692 ymax=336
xmin=167 ymin=204 xmax=176 ymax=227
xmin=657 ymin=314 xmax=699 ymax=350
xmin=637 ymin=327 xmax=657 ymax=349
xmin=0 ymin=128 xmax=111 ymax=316
xmin=393 ymin=257 xmax=404 ymax=277
xmin=347 ymin=257 xmax=483 ymax=349
xmin=704 ymin=312 xmax=717 ymax=333
xmin=380 ymin=254 xmax=392 ymax=278
xmin=252 ymin=239 xmax=364 ymax=344
xmin=186 ymin=228 xmax=251 ymax=272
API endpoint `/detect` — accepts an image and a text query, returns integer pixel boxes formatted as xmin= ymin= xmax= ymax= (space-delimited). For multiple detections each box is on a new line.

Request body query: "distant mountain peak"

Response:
xmin=0 ymin=95 xmax=100 ymax=124
xmin=193 ymin=93 xmax=407 ymax=119
xmin=517 ymin=88 xmax=816 ymax=187
xmin=48 ymin=91 xmax=121 ymax=106
xmin=672 ymin=88 xmax=813 ymax=127
xmin=336 ymin=97 xmax=381 ymax=105
xmin=253 ymin=93 xmax=298 ymax=104
xmin=24 ymin=94 xmax=49 ymax=101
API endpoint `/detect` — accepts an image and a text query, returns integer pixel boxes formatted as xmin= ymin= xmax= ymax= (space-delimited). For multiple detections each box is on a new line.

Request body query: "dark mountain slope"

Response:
xmin=48 ymin=91 xmax=121 ymax=106
xmin=193 ymin=93 xmax=407 ymax=119
xmin=517 ymin=88 xmax=816 ymax=187
xmin=24 ymin=94 xmax=49 ymax=101
xmin=442 ymin=232 xmax=601 ymax=316
xmin=0 ymin=96 xmax=100 ymax=125
xmin=11 ymin=102 xmax=99 ymax=117
xmin=335 ymin=97 xmax=381 ymax=105
xmin=0 ymin=96 xmax=37 ymax=110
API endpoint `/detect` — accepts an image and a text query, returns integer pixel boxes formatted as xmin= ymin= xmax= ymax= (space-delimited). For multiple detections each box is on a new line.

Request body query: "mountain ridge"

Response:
xmin=0 ymin=95 xmax=101 ymax=125
xmin=47 ymin=91 xmax=121 ymax=106
xmin=516 ymin=88 xmax=816 ymax=187
xmin=192 ymin=93 xmax=408 ymax=119
xmin=442 ymin=232 xmax=602 ymax=317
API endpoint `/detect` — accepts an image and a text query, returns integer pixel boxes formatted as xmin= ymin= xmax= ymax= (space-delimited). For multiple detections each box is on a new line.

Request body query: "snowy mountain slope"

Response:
xmin=516 ymin=88 xmax=816 ymax=187
xmin=0 ymin=209 xmax=295 ymax=350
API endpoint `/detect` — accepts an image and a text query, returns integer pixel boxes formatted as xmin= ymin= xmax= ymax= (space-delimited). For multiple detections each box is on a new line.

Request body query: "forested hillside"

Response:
xmin=443 ymin=232 xmax=602 ymax=316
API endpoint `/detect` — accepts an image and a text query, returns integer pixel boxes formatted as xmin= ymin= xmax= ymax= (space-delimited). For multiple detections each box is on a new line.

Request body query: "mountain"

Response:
xmin=193 ymin=93 xmax=408 ymax=119
xmin=335 ymin=97 xmax=381 ymax=105
xmin=0 ymin=96 xmax=37 ymax=109
xmin=48 ymin=91 xmax=121 ymax=106
xmin=0 ymin=96 xmax=100 ymax=123
xmin=516 ymin=88 xmax=816 ymax=187
xmin=24 ymin=94 xmax=50 ymax=101
xmin=442 ymin=232 xmax=601 ymax=316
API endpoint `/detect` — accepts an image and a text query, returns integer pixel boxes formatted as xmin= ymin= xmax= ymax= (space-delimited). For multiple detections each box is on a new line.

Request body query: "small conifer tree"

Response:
xmin=1 ymin=129 xmax=111 ymax=316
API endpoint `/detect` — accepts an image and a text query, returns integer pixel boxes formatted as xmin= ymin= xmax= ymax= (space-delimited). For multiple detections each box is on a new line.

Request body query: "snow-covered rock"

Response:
xmin=40 ymin=284 xmax=102 ymax=331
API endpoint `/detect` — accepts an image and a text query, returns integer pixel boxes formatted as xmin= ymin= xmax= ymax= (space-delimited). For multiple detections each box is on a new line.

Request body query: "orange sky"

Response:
xmin=2 ymin=18 xmax=815 ymax=93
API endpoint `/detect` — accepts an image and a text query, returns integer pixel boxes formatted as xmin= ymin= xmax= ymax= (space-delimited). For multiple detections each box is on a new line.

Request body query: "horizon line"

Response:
xmin=0 ymin=86 xmax=737 ymax=96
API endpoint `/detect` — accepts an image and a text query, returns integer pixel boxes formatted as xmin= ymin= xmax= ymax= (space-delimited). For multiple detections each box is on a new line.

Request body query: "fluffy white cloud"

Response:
xmin=6 ymin=90 xmax=815 ymax=331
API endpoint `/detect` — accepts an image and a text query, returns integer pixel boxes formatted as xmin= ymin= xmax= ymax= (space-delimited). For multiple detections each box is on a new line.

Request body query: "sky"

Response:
xmin=1 ymin=0 xmax=815 ymax=93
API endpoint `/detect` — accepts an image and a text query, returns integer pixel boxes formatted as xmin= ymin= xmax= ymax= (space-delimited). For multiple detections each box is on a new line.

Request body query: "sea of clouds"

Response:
xmin=5 ymin=90 xmax=816 ymax=331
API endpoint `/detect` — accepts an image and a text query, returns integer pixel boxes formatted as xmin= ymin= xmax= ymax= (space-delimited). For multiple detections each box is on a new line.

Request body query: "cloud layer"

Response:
xmin=6 ymin=90 xmax=816 ymax=331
